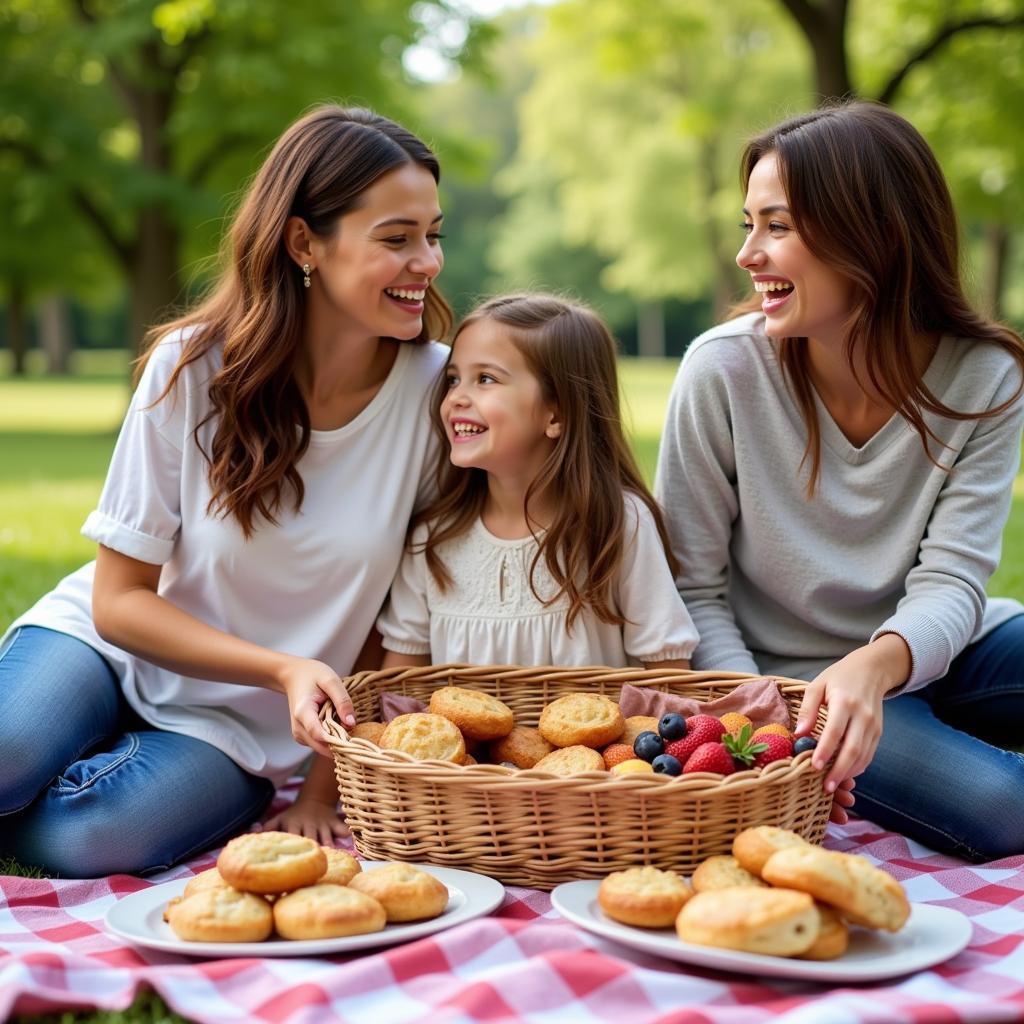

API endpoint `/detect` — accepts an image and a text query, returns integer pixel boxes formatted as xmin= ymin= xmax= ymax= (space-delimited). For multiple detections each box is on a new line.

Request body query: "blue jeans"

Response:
xmin=0 ymin=626 xmax=275 ymax=877
xmin=855 ymin=614 xmax=1024 ymax=862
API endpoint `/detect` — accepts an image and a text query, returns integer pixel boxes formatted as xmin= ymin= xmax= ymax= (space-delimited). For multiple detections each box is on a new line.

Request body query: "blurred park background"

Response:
xmin=3 ymin=0 xmax=1024 ymax=633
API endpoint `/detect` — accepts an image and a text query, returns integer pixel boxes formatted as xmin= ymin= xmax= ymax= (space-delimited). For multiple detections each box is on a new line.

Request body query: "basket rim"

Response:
xmin=321 ymin=662 xmax=825 ymax=794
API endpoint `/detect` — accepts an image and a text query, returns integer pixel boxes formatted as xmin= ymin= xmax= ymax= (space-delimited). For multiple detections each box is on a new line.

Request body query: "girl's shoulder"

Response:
xmin=134 ymin=324 xmax=221 ymax=407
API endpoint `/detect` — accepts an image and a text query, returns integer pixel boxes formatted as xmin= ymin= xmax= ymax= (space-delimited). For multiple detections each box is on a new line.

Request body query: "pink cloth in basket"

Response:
xmin=618 ymin=677 xmax=791 ymax=728
xmin=381 ymin=691 xmax=428 ymax=721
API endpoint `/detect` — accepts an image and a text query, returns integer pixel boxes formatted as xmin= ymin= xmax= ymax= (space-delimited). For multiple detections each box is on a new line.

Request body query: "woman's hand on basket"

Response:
xmin=794 ymin=635 xmax=910 ymax=797
xmin=276 ymin=656 xmax=356 ymax=758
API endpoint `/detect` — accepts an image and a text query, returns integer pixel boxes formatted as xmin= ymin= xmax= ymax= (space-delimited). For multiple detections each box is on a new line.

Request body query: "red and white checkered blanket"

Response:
xmin=3 ymin=788 xmax=1024 ymax=1023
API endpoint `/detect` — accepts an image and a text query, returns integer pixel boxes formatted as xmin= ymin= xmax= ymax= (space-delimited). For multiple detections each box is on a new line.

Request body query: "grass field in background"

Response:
xmin=1 ymin=348 xmax=1023 ymax=632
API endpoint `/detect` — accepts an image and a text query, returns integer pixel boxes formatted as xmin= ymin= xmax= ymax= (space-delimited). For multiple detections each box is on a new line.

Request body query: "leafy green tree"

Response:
xmin=0 ymin=0 xmax=478 ymax=356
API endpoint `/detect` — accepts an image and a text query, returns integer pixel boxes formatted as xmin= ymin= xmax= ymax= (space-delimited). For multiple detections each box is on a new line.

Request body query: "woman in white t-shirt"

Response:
xmin=0 ymin=105 xmax=451 ymax=877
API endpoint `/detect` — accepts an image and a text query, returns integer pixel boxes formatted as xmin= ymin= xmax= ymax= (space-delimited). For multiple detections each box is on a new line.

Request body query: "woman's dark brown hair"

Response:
xmin=738 ymin=100 xmax=1024 ymax=493
xmin=415 ymin=293 xmax=678 ymax=630
xmin=138 ymin=105 xmax=453 ymax=536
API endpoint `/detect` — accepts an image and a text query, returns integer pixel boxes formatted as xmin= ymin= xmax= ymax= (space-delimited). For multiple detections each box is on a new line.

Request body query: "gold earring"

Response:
xmin=302 ymin=263 xmax=311 ymax=289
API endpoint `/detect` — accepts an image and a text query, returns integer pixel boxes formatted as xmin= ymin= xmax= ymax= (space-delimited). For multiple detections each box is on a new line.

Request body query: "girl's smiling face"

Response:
xmin=441 ymin=319 xmax=561 ymax=486
xmin=736 ymin=152 xmax=854 ymax=347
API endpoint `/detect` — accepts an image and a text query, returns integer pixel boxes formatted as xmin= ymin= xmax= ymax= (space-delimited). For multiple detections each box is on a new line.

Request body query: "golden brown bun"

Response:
xmin=676 ymin=887 xmax=819 ymax=956
xmin=597 ymin=867 xmax=692 ymax=928
xmin=348 ymin=863 xmax=450 ymax=922
xmin=379 ymin=713 xmax=466 ymax=764
xmin=691 ymin=856 xmax=768 ymax=893
xmin=797 ymin=903 xmax=849 ymax=960
xmin=538 ymin=693 xmax=625 ymax=749
xmin=166 ymin=888 xmax=273 ymax=943
xmin=350 ymin=722 xmax=386 ymax=745
xmin=429 ymin=686 xmax=515 ymax=741
xmin=182 ymin=867 xmax=233 ymax=899
xmin=320 ymin=847 xmax=362 ymax=886
xmin=761 ymin=846 xmax=910 ymax=932
xmin=620 ymin=716 xmax=661 ymax=749
xmin=490 ymin=726 xmax=555 ymax=769
xmin=272 ymin=883 xmax=386 ymax=939
xmin=732 ymin=826 xmax=810 ymax=878
xmin=532 ymin=744 xmax=606 ymax=776
xmin=217 ymin=832 xmax=327 ymax=895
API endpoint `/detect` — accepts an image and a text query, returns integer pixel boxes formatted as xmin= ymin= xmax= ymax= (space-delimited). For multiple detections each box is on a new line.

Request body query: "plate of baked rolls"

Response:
xmin=551 ymin=827 xmax=972 ymax=981
xmin=105 ymin=832 xmax=505 ymax=957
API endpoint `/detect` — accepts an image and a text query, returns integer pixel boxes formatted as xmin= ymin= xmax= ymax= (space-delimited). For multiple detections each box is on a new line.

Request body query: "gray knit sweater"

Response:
xmin=655 ymin=313 xmax=1024 ymax=692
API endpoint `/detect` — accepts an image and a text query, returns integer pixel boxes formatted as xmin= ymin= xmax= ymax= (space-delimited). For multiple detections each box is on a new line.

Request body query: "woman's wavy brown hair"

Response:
xmin=735 ymin=100 xmax=1024 ymax=494
xmin=137 ymin=105 xmax=453 ymax=537
xmin=414 ymin=294 xmax=678 ymax=631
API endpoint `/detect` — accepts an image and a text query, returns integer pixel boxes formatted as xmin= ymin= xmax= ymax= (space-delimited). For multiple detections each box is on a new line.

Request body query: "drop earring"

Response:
xmin=302 ymin=263 xmax=311 ymax=289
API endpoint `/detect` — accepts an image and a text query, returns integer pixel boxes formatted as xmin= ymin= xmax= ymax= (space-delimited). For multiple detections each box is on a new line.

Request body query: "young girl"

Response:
xmin=656 ymin=101 xmax=1024 ymax=859
xmin=0 ymin=105 xmax=451 ymax=875
xmin=377 ymin=294 xmax=698 ymax=670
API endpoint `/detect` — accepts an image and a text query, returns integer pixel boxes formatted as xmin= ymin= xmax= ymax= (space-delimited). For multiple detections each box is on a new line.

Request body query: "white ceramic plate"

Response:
xmin=551 ymin=880 xmax=972 ymax=982
xmin=106 ymin=861 xmax=505 ymax=958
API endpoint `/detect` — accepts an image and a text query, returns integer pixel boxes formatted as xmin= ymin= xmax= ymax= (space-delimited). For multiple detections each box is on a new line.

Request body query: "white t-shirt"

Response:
xmin=5 ymin=331 xmax=448 ymax=785
xmin=377 ymin=493 xmax=699 ymax=667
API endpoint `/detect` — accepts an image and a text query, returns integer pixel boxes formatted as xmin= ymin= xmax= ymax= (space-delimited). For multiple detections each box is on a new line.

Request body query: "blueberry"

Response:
xmin=633 ymin=731 xmax=665 ymax=763
xmin=651 ymin=753 xmax=682 ymax=776
xmin=793 ymin=736 xmax=818 ymax=755
xmin=658 ymin=712 xmax=687 ymax=742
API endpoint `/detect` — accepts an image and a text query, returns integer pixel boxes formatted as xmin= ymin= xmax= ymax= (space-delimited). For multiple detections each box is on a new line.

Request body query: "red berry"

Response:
xmin=664 ymin=714 xmax=726 ymax=765
xmin=752 ymin=734 xmax=794 ymax=768
xmin=682 ymin=741 xmax=735 ymax=775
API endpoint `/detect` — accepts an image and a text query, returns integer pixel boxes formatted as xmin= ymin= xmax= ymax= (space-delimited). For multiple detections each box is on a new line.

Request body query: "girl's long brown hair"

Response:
xmin=415 ymin=294 xmax=678 ymax=631
xmin=137 ymin=105 xmax=453 ymax=537
xmin=737 ymin=100 xmax=1024 ymax=494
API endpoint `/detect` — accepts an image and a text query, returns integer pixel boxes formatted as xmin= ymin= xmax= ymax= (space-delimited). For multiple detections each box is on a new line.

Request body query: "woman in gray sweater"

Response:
xmin=657 ymin=101 xmax=1024 ymax=861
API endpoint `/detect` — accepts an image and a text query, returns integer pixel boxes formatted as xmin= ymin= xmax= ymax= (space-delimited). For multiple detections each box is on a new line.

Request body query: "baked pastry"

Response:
xmin=532 ymin=744 xmax=605 ymax=776
xmin=379 ymin=713 xmax=466 ymax=764
xmin=217 ymin=831 xmax=327 ymax=895
xmin=348 ymin=863 xmax=450 ymax=922
xmin=166 ymin=888 xmax=273 ymax=943
xmin=621 ymin=716 xmax=661 ymax=749
xmin=597 ymin=867 xmax=692 ymax=927
xmin=490 ymin=726 xmax=555 ymax=769
xmin=182 ymin=867 xmax=234 ymax=899
xmin=538 ymin=693 xmax=624 ymax=749
xmin=676 ymin=887 xmax=819 ymax=957
xmin=429 ymin=686 xmax=515 ymax=741
xmin=691 ymin=855 xmax=768 ymax=893
xmin=350 ymin=722 xmax=386 ymax=745
xmin=797 ymin=903 xmax=849 ymax=960
xmin=320 ymin=847 xmax=362 ymax=886
xmin=272 ymin=883 xmax=387 ymax=939
xmin=761 ymin=846 xmax=910 ymax=932
xmin=732 ymin=826 xmax=810 ymax=878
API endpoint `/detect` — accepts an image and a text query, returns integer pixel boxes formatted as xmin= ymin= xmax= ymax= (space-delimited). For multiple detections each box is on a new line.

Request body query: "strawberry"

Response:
xmin=682 ymin=741 xmax=735 ymax=775
xmin=663 ymin=714 xmax=725 ymax=765
xmin=752 ymin=734 xmax=794 ymax=768
xmin=721 ymin=723 xmax=768 ymax=769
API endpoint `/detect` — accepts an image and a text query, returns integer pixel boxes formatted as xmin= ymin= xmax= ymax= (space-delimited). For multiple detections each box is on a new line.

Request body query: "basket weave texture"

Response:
xmin=323 ymin=664 xmax=833 ymax=890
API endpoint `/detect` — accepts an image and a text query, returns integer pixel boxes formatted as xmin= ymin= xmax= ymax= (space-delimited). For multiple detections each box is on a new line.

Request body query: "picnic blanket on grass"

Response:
xmin=3 ymin=782 xmax=1024 ymax=1024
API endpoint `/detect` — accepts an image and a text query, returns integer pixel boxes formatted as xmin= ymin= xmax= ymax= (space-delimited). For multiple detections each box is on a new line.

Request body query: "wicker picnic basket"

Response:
xmin=322 ymin=664 xmax=833 ymax=890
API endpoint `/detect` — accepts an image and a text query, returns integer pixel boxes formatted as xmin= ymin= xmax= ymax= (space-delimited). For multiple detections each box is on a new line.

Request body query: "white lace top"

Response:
xmin=377 ymin=493 xmax=699 ymax=667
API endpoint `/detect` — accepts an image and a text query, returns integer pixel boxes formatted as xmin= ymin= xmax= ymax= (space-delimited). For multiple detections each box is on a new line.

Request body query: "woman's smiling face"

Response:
xmin=736 ymin=152 xmax=853 ymax=346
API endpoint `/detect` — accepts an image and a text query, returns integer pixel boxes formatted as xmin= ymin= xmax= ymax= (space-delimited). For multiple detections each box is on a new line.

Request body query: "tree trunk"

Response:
xmin=6 ymin=282 xmax=28 ymax=376
xmin=38 ymin=293 xmax=74 ymax=374
xmin=983 ymin=222 xmax=1010 ymax=321
xmin=128 ymin=209 xmax=182 ymax=357
xmin=779 ymin=0 xmax=855 ymax=102
xmin=637 ymin=300 xmax=666 ymax=358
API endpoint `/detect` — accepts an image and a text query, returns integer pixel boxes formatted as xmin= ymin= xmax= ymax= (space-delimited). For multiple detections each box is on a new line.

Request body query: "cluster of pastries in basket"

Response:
xmin=351 ymin=686 xmax=807 ymax=778
xmin=163 ymin=832 xmax=448 ymax=943
xmin=596 ymin=826 xmax=910 ymax=959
